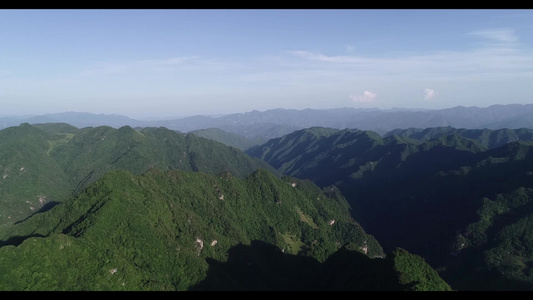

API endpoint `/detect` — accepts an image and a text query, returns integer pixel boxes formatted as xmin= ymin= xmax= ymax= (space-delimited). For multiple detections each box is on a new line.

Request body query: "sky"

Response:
xmin=1 ymin=9 xmax=533 ymax=119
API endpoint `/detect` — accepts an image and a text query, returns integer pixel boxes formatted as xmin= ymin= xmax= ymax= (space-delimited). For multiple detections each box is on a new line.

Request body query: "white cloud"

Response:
xmin=349 ymin=91 xmax=377 ymax=103
xmin=423 ymin=88 xmax=436 ymax=100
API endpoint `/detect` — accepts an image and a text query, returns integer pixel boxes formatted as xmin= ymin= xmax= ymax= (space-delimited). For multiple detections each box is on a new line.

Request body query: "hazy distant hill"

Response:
xmin=0 ymin=112 xmax=143 ymax=129
xmin=4 ymin=103 xmax=533 ymax=140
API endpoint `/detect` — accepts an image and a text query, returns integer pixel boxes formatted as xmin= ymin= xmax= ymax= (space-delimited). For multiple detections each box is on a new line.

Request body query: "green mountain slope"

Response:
xmin=443 ymin=187 xmax=533 ymax=290
xmin=386 ymin=127 xmax=533 ymax=149
xmin=0 ymin=124 xmax=278 ymax=226
xmin=51 ymin=125 xmax=278 ymax=194
xmin=248 ymin=126 xmax=533 ymax=290
xmin=0 ymin=123 xmax=72 ymax=225
xmin=0 ymin=168 xmax=427 ymax=291
xmin=190 ymin=127 xmax=266 ymax=151
xmin=247 ymin=127 xmax=486 ymax=187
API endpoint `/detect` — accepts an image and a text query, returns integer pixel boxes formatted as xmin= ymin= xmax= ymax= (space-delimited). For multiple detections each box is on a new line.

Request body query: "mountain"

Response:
xmin=4 ymin=103 xmax=533 ymax=290
xmin=4 ymin=103 xmax=533 ymax=142
xmin=247 ymin=126 xmax=533 ymax=290
xmin=189 ymin=128 xmax=266 ymax=151
xmin=385 ymin=127 xmax=533 ymax=149
xmin=0 ymin=123 xmax=277 ymax=226
xmin=247 ymin=126 xmax=487 ymax=188
xmin=0 ymin=123 xmax=73 ymax=225
xmin=0 ymin=168 xmax=451 ymax=291
xmin=192 ymin=241 xmax=451 ymax=291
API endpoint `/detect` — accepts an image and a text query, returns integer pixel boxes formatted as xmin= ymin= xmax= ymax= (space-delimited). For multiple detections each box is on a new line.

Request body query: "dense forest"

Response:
xmin=4 ymin=118 xmax=533 ymax=290
xmin=0 ymin=123 xmax=277 ymax=227
xmin=246 ymin=126 xmax=533 ymax=290
xmin=0 ymin=123 xmax=451 ymax=291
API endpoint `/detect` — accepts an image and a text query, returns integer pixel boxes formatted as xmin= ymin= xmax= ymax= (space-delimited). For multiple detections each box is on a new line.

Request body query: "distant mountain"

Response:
xmin=0 ymin=123 xmax=277 ymax=226
xmin=0 ymin=168 xmax=450 ymax=291
xmin=247 ymin=126 xmax=533 ymax=290
xmin=152 ymin=103 xmax=533 ymax=136
xmin=0 ymin=112 xmax=143 ymax=129
xmin=4 ymin=103 xmax=533 ymax=141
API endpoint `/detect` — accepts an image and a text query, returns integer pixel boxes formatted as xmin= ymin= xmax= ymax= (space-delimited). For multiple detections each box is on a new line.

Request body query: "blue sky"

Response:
xmin=1 ymin=9 xmax=533 ymax=118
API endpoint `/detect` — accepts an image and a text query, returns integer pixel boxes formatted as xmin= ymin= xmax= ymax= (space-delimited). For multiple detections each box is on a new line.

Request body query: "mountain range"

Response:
xmin=4 ymin=103 xmax=533 ymax=148
xmin=2 ymin=103 xmax=533 ymax=290
xmin=0 ymin=123 xmax=450 ymax=291
xmin=246 ymin=126 xmax=533 ymax=290
xmin=0 ymin=123 xmax=276 ymax=227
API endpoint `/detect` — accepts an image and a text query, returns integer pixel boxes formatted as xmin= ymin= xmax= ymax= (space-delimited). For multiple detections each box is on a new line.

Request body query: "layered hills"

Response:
xmin=4 ymin=109 xmax=533 ymax=290
xmin=247 ymin=126 xmax=533 ymax=290
xmin=0 ymin=123 xmax=276 ymax=226
xmin=0 ymin=122 xmax=452 ymax=291
xmin=4 ymin=103 xmax=533 ymax=146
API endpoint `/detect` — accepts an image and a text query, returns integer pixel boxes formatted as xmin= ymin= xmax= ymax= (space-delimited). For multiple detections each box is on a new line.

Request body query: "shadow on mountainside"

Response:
xmin=0 ymin=202 xmax=60 ymax=247
xmin=188 ymin=240 xmax=408 ymax=291
xmin=12 ymin=201 xmax=61 ymax=226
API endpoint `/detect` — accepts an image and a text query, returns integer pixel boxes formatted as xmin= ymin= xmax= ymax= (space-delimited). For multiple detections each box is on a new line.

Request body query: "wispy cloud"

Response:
xmin=287 ymin=28 xmax=533 ymax=81
xmin=288 ymin=50 xmax=370 ymax=64
xmin=468 ymin=28 xmax=518 ymax=44
xmin=139 ymin=56 xmax=200 ymax=66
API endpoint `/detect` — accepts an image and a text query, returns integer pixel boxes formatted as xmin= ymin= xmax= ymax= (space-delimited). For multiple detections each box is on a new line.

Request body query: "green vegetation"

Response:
xmin=0 ymin=168 xmax=407 ymax=291
xmin=4 ymin=123 xmax=502 ymax=291
xmin=0 ymin=124 xmax=72 ymax=225
xmin=248 ymin=126 xmax=533 ymax=290
xmin=391 ymin=248 xmax=452 ymax=291
xmin=190 ymin=127 xmax=265 ymax=150
xmin=386 ymin=126 xmax=533 ymax=149
xmin=0 ymin=123 xmax=277 ymax=226
xmin=443 ymin=187 xmax=533 ymax=290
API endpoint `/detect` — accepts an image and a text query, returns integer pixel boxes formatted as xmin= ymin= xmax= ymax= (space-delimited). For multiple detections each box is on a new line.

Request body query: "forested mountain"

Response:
xmin=0 ymin=168 xmax=450 ymax=291
xmin=247 ymin=126 xmax=533 ymax=290
xmin=189 ymin=128 xmax=265 ymax=151
xmin=385 ymin=127 xmax=533 ymax=149
xmin=5 ymin=114 xmax=533 ymax=290
xmin=0 ymin=123 xmax=277 ymax=226
xmin=0 ymin=122 xmax=453 ymax=291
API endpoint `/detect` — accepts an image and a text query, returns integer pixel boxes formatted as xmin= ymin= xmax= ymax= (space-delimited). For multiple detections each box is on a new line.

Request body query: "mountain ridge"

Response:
xmin=246 ymin=125 xmax=533 ymax=290
xmin=3 ymin=104 xmax=533 ymax=290
xmin=4 ymin=103 xmax=533 ymax=141
xmin=0 ymin=123 xmax=278 ymax=226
